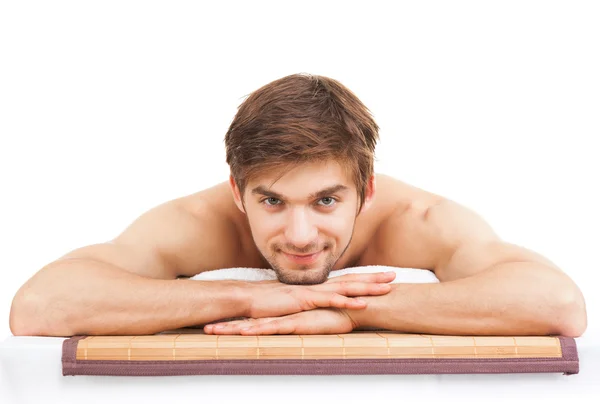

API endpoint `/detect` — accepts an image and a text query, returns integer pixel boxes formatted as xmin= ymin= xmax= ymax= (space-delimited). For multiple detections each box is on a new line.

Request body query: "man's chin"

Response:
xmin=273 ymin=266 xmax=331 ymax=285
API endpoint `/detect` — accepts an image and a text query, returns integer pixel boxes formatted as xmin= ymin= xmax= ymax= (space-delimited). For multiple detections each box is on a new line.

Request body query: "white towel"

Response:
xmin=190 ymin=265 xmax=439 ymax=284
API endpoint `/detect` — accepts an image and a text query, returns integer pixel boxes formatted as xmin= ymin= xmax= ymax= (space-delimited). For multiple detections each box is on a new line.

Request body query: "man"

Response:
xmin=9 ymin=73 xmax=587 ymax=338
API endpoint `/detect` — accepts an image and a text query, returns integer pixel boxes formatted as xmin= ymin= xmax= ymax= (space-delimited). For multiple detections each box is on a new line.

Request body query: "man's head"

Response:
xmin=224 ymin=73 xmax=379 ymax=284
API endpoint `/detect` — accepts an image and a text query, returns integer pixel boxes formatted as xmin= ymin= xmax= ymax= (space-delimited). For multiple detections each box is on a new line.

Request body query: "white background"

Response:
xmin=1 ymin=0 xmax=598 ymax=349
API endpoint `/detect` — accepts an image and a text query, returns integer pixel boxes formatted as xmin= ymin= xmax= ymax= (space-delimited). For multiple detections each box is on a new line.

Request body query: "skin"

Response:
xmin=230 ymin=161 xmax=363 ymax=285
xmin=9 ymin=159 xmax=588 ymax=337
xmin=217 ymin=160 xmax=446 ymax=279
xmin=204 ymin=160 xmax=587 ymax=337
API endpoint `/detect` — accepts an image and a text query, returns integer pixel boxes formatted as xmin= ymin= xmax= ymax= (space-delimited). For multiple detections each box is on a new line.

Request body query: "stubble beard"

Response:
xmin=264 ymin=235 xmax=353 ymax=285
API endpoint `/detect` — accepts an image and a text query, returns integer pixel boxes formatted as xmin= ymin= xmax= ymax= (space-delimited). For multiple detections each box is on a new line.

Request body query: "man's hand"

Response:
xmin=204 ymin=308 xmax=356 ymax=335
xmin=244 ymin=271 xmax=396 ymax=319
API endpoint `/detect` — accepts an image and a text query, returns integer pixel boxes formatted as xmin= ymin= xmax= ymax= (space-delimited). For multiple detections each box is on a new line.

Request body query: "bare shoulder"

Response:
xmin=359 ymin=174 xmax=501 ymax=271
xmin=362 ymin=174 xmax=562 ymax=282
xmin=160 ymin=181 xmax=262 ymax=276
xmin=58 ymin=181 xmax=250 ymax=279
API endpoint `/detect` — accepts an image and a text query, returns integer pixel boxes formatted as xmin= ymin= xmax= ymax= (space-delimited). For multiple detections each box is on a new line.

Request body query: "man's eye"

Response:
xmin=264 ymin=197 xmax=281 ymax=206
xmin=318 ymin=197 xmax=336 ymax=207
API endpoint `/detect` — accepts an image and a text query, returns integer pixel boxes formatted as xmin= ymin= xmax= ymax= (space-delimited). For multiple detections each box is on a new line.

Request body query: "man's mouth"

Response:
xmin=282 ymin=250 xmax=322 ymax=264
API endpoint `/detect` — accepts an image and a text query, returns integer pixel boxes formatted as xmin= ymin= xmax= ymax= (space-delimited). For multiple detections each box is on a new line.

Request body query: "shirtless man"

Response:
xmin=9 ymin=73 xmax=587 ymax=338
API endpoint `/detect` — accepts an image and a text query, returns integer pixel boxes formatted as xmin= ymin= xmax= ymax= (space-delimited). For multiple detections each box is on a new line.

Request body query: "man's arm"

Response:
xmin=9 ymin=200 xmax=250 ymax=336
xmin=10 ymin=198 xmax=393 ymax=337
xmin=350 ymin=200 xmax=588 ymax=337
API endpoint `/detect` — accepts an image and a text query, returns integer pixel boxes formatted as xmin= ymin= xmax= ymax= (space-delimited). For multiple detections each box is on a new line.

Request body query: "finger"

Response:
xmin=207 ymin=321 xmax=251 ymax=335
xmin=324 ymin=281 xmax=393 ymax=298
xmin=303 ymin=281 xmax=395 ymax=310
xmin=315 ymin=281 xmax=393 ymax=296
xmin=208 ymin=318 xmax=275 ymax=335
xmin=241 ymin=314 xmax=344 ymax=335
xmin=204 ymin=319 xmax=252 ymax=334
xmin=240 ymin=318 xmax=296 ymax=335
xmin=304 ymin=291 xmax=369 ymax=311
xmin=325 ymin=271 xmax=396 ymax=284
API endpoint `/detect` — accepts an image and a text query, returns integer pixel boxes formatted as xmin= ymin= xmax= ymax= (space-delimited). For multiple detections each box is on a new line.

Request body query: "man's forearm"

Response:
xmin=350 ymin=262 xmax=587 ymax=337
xmin=9 ymin=259 xmax=248 ymax=337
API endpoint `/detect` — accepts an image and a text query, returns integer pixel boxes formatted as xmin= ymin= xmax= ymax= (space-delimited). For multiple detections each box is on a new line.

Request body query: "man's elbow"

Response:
xmin=553 ymin=286 xmax=587 ymax=338
xmin=9 ymin=313 xmax=39 ymax=337
xmin=9 ymin=288 xmax=72 ymax=337
xmin=10 ymin=288 xmax=43 ymax=336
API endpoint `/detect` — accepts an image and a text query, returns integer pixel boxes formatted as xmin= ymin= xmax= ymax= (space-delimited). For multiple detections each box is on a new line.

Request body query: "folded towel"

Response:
xmin=190 ymin=265 xmax=439 ymax=284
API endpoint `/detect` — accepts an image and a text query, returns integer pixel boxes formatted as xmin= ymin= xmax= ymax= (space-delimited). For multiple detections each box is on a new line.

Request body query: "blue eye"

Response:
xmin=264 ymin=197 xmax=281 ymax=206
xmin=318 ymin=197 xmax=336 ymax=207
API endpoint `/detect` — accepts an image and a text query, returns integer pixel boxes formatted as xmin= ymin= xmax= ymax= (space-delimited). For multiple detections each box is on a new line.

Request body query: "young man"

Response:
xmin=9 ymin=74 xmax=587 ymax=338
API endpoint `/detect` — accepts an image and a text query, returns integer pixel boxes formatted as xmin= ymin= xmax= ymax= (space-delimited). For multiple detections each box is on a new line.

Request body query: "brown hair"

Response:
xmin=224 ymin=73 xmax=379 ymax=209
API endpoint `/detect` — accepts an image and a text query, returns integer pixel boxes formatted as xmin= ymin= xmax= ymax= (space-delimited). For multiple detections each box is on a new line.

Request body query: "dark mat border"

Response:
xmin=62 ymin=335 xmax=579 ymax=376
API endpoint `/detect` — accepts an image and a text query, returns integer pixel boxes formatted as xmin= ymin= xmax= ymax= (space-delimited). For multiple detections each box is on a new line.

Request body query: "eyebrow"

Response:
xmin=251 ymin=184 xmax=349 ymax=201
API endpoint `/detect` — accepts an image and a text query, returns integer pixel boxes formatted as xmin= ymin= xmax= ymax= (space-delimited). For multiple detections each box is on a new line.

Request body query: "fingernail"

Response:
xmin=214 ymin=324 xmax=225 ymax=329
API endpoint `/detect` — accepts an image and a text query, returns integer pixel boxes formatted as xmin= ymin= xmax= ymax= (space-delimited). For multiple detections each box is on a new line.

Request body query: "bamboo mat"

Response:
xmin=62 ymin=330 xmax=579 ymax=376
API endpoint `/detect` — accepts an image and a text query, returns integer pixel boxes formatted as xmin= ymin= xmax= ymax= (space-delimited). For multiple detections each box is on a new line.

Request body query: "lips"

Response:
xmin=286 ymin=252 xmax=319 ymax=257
xmin=282 ymin=250 xmax=322 ymax=264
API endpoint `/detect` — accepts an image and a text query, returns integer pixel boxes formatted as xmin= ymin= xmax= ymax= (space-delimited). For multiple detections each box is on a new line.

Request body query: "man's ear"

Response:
xmin=358 ymin=174 xmax=376 ymax=215
xmin=229 ymin=175 xmax=246 ymax=213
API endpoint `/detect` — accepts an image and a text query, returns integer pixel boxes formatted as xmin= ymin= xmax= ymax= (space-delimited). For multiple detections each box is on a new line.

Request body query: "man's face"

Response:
xmin=231 ymin=160 xmax=364 ymax=285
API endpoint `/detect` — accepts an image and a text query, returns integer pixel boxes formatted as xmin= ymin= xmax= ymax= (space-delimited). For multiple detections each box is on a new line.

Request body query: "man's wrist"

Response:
xmin=227 ymin=280 xmax=255 ymax=318
xmin=344 ymin=303 xmax=372 ymax=330
xmin=196 ymin=279 xmax=254 ymax=320
xmin=344 ymin=287 xmax=398 ymax=331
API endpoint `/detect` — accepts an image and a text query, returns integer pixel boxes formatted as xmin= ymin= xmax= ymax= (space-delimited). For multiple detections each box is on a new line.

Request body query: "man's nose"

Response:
xmin=284 ymin=208 xmax=318 ymax=249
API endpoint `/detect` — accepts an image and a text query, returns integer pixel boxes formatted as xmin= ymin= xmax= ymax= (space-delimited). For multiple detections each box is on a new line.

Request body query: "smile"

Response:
xmin=282 ymin=250 xmax=322 ymax=264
